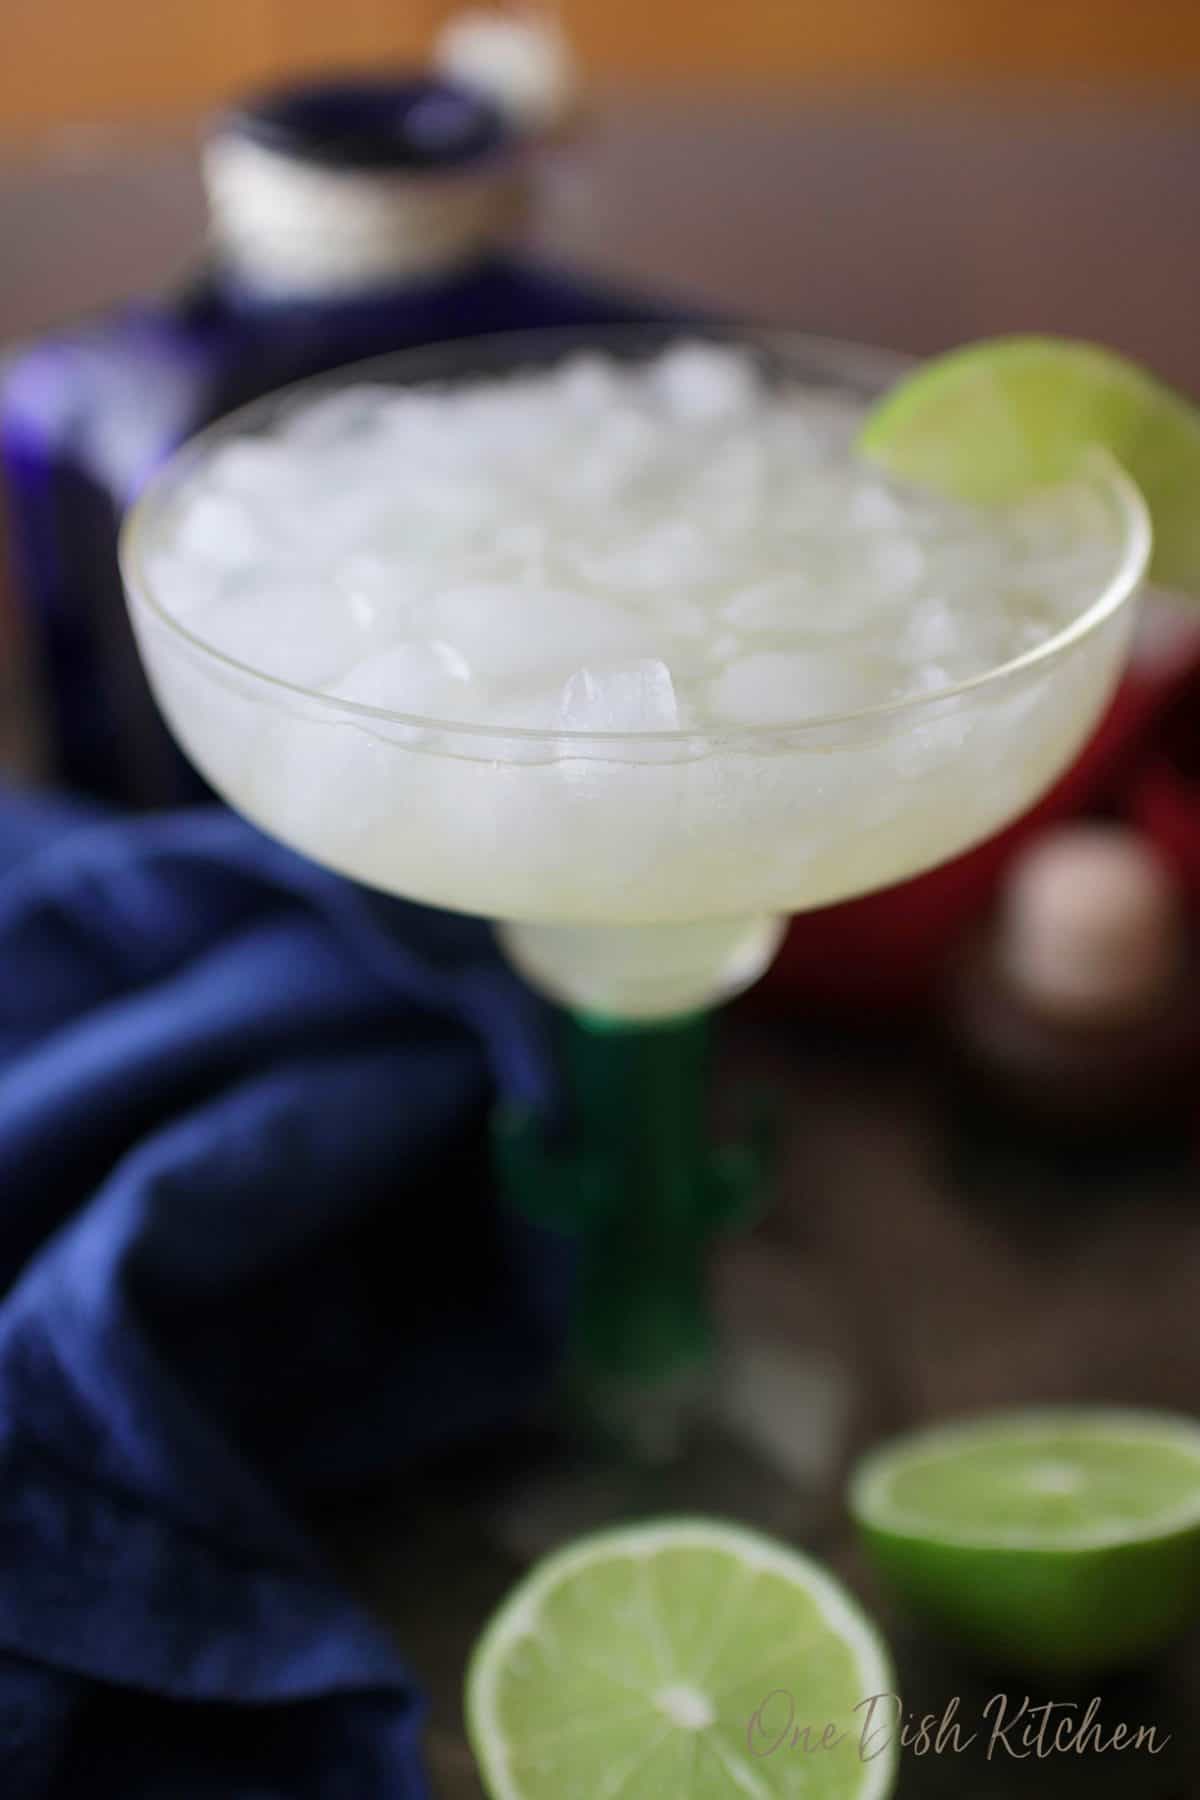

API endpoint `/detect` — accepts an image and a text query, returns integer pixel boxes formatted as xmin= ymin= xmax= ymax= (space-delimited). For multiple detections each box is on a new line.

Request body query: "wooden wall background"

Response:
xmin=4 ymin=0 xmax=1200 ymax=138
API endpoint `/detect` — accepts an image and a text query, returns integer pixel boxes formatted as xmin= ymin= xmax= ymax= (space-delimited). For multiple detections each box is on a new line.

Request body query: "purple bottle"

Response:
xmin=1 ymin=76 xmax=666 ymax=805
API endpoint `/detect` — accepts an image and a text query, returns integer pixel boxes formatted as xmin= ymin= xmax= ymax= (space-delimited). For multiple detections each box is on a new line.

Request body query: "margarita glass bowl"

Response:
xmin=119 ymin=328 xmax=1150 ymax=1427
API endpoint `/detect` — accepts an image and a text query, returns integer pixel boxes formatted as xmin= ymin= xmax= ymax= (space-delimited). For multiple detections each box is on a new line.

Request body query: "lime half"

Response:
xmin=466 ymin=1517 xmax=897 ymax=1800
xmin=859 ymin=335 xmax=1200 ymax=593
xmin=851 ymin=1408 xmax=1200 ymax=1675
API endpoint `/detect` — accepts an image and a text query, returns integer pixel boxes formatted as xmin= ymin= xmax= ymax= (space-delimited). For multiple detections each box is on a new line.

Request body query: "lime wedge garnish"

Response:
xmin=860 ymin=335 xmax=1200 ymax=593
xmin=466 ymin=1517 xmax=897 ymax=1799
xmin=851 ymin=1408 xmax=1200 ymax=1674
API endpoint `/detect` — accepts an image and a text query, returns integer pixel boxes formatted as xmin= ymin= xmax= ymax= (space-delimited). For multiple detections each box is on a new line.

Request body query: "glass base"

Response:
xmin=490 ymin=921 xmax=856 ymax=1548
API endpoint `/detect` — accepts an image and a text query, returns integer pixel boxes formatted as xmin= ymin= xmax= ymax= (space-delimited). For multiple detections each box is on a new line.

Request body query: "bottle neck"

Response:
xmin=202 ymin=131 xmax=525 ymax=300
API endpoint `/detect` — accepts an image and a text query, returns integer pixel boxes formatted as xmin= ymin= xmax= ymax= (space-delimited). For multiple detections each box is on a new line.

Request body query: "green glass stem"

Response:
xmin=495 ymin=1008 xmax=769 ymax=1418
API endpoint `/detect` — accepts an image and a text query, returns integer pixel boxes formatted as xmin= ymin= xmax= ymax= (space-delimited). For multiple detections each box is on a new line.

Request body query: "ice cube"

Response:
xmin=369 ymin=392 xmax=474 ymax=473
xmin=885 ymin=683 xmax=974 ymax=779
xmin=333 ymin=551 xmax=428 ymax=634
xmin=691 ymin=435 xmax=765 ymax=531
xmin=279 ymin=385 xmax=389 ymax=448
xmin=424 ymin=582 xmax=651 ymax=683
xmin=454 ymin=385 xmax=565 ymax=466
xmin=284 ymin=488 xmax=405 ymax=564
xmin=707 ymin=649 xmax=893 ymax=726
xmin=651 ymin=341 xmax=760 ymax=423
xmin=551 ymin=408 xmax=660 ymax=504
xmin=171 ymin=491 xmax=267 ymax=570
xmin=555 ymin=352 xmax=626 ymax=413
xmin=896 ymin=595 xmax=972 ymax=671
xmin=571 ymin=520 xmax=712 ymax=591
xmin=1006 ymin=552 xmax=1112 ymax=628
xmin=198 ymin=579 xmax=364 ymax=688
xmin=896 ymin=587 xmax=1046 ymax=681
xmin=331 ymin=639 xmax=475 ymax=723
xmin=705 ymin=631 xmax=742 ymax=665
xmin=901 ymin=661 xmax=960 ymax=698
xmin=488 ymin=520 xmax=551 ymax=573
xmin=722 ymin=576 xmax=817 ymax=634
xmin=470 ymin=686 xmax=566 ymax=762
xmin=142 ymin=549 xmax=224 ymax=620
xmin=663 ymin=598 xmax=708 ymax=639
xmin=846 ymin=480 xmax=910 ymax=529
xmin=398 ymin=469 xmax=509 ymax=532
xmin=860 ymin=535 xmax=927 ymax=592
xmin=1010 ymin=479 xmax=1114 ymax=559
xmin=205 ymin=438 xmax=300 ymax=505
xmin=560 ymin=659 xmax=680 ymax=732
xmin=761 ymin=401 xmax=839 ymax=466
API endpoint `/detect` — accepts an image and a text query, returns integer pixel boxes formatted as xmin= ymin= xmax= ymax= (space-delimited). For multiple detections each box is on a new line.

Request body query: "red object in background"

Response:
xmin=757 ymin=634 xmax=1200 ymax=1017
xmin=1129 ymin=675 xmax=1200 ymax=905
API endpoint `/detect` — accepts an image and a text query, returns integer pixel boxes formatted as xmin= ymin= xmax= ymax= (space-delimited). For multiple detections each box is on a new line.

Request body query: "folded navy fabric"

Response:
xmin=0 ymin=790 xmax=569 ymax=1797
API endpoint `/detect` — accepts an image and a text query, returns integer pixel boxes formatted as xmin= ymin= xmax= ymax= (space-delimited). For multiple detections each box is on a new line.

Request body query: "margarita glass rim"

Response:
xmin=118 ymin=324 xmax=1153 ymax=751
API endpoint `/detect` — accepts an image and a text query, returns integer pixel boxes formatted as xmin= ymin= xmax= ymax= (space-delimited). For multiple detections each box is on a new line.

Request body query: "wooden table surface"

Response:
xmin=6 ymin=85 xmax=1200 ymax=1798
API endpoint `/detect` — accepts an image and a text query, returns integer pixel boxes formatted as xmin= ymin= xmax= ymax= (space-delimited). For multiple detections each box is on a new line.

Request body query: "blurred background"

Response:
xmin=7 ymin=0 xmax=1200 ymax=136
xmin=7 ymin=1 xmax=1200 ymax=367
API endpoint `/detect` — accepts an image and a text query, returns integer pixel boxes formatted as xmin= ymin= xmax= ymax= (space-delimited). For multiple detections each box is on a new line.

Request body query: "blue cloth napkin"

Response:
xmin=0 ymin=789 xmax=570 ymax=1797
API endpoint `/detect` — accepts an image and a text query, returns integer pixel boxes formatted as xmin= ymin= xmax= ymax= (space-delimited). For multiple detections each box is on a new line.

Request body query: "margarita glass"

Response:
xmin=118 ymin=327 xmax=1150 ymax=1458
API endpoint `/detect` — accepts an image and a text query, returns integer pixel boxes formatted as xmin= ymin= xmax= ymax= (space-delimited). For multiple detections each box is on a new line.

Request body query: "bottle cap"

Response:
xmin=204 ymin=76 xmax=525 ymax=295
xmin=998 ymin=823 xmax=1184 ymax=1025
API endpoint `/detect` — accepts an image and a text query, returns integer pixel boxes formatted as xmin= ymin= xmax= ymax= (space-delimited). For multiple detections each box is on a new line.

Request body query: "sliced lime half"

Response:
xmin=851 ymin=1407 xmax=1200 ymax=1674
xmin=466 ymin=1516 xmax=897 ymax=1799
